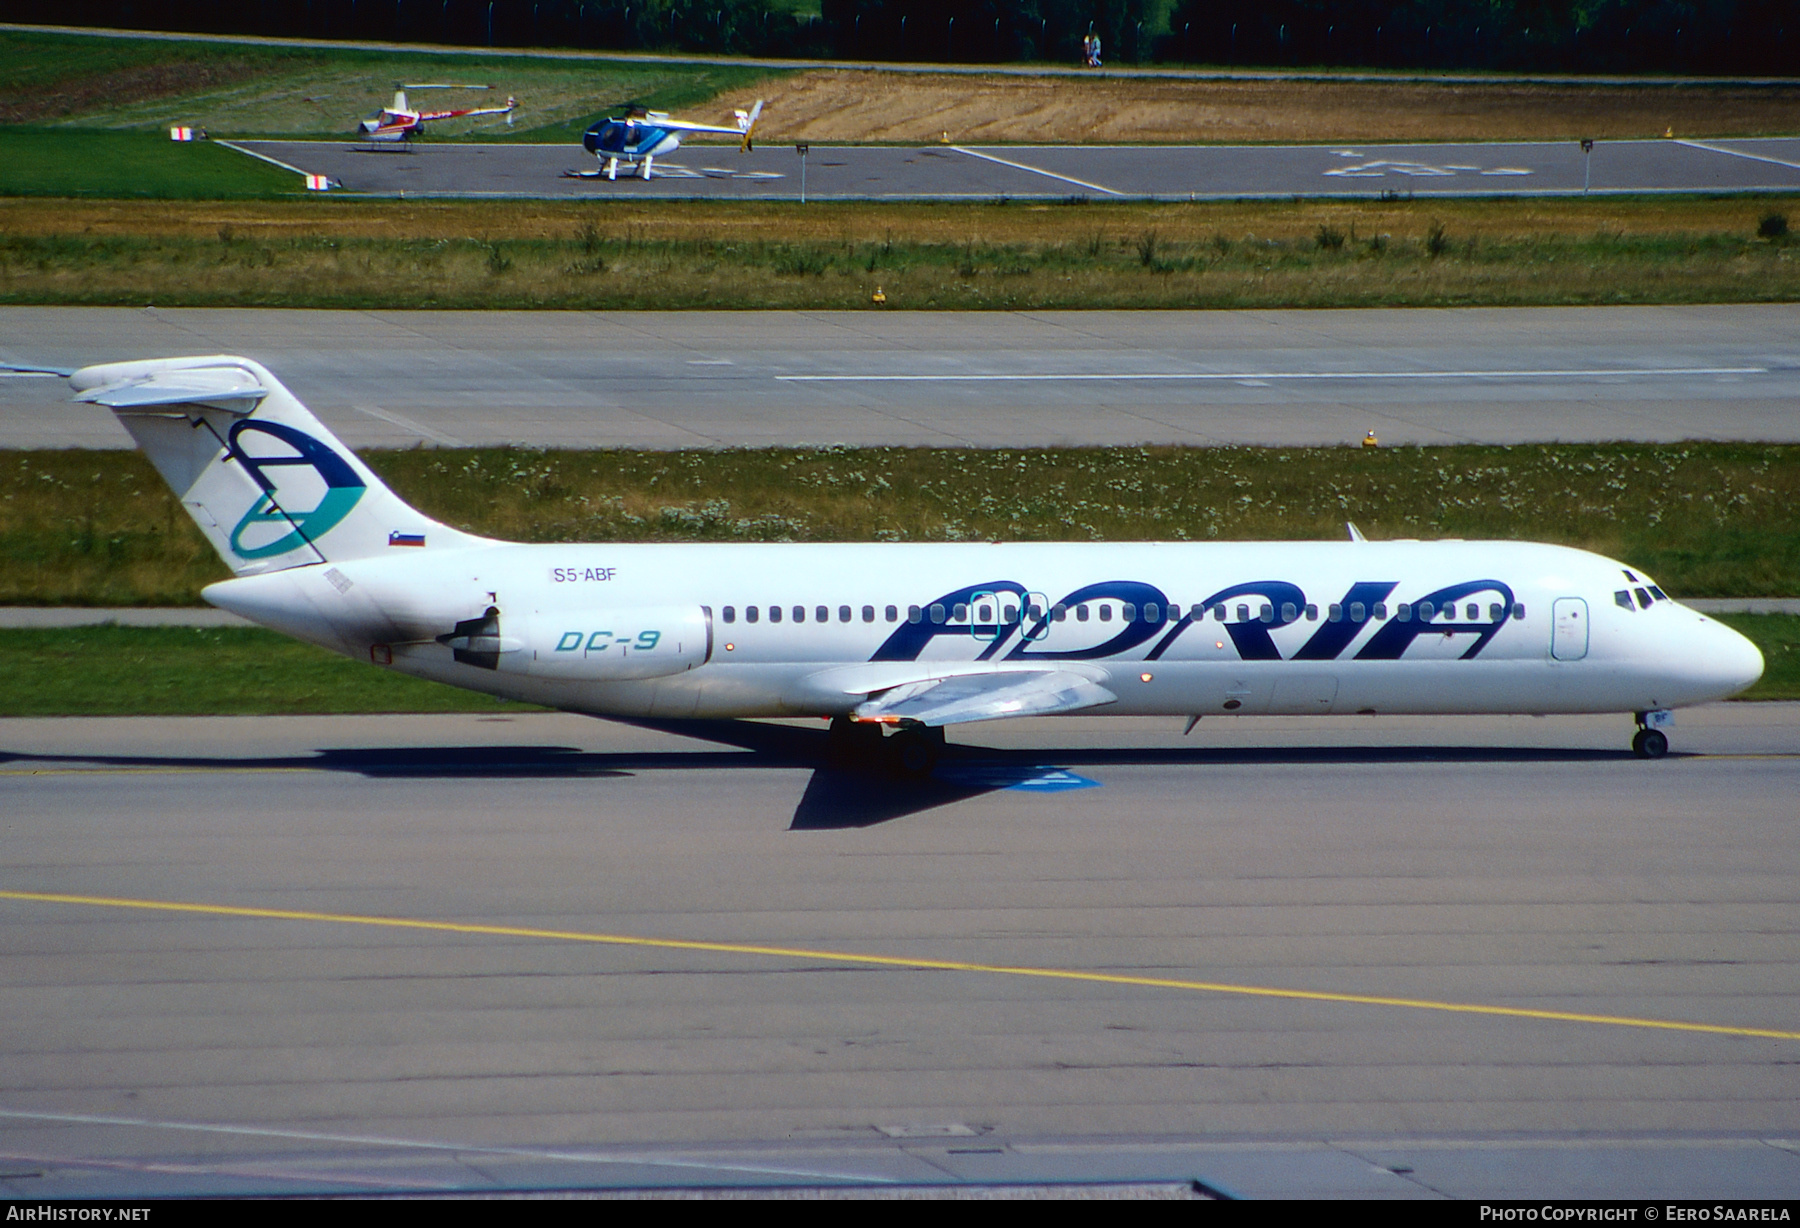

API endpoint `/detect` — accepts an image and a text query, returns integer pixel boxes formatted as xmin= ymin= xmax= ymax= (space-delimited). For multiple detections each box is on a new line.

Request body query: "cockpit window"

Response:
xmin=1615 ymin=590 xmax=1634 ymax=611
xmin=1635 ymin=587 xmax=1653 ymax=609
xmin=1648 ymin=586 xmax=1668 ymax=601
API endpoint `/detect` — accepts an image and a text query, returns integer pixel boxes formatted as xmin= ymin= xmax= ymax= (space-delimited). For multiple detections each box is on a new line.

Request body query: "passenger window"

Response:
xmin=1397 ymin=604 xmax=1412 ymax=622
xmin=1191 ymin=604 xmax=1206 ymax=621
xmin=908 ymin=605 xmax=922 ymax=624
xmin=1514 ymin=603 xmax=1526 ymax=619
xmin=977 ymin=602 xmax=993 ymax=622
xmin=1052 ymin=604 xmax=1068 ymax=622
xmin=1211 ymin=604 xmax=1226 ymax=621
xmin=1280 ymin=602 xmax=1297 ymax=622
xmin=863 ymin=605 xmax=876 ymax=623
xmin=1489 ymin=603 xmax=1503 ymax=620
xmin=1635 ymin=588 xmax=1652 ymax=609
xmin=1615 ymin=590 xmax=1633 ymax=611
xmin=1349 ymin=602 xmax=1365 ymax=622
xmin=746 ymin=606 xmax=759 ymax=623
xmin=953 ymin=602 xmax=969 ymax=621
xmin=1143 ymin=602 xmax=1160 ymax=624
xmin=1099 ymin=604 xmax=1113 ymax=623
xmin=815 ymin=605 xmax=828 ymax=623
xmin=1373 ymin=603 xmax=1388 ymax=620
xmin=794 ymin=606 xmax=806 ymax=623
xmin=1026 ymin=603 xmax=1043 ymax=621
xmin=1120 ymin=603 xmax=1136 ymax=622
xmin=1259 ymin=603 xmax=1273 ymax=623
xmin=769 ymin=606 xmax=782 ymax=623
xmin=1077 ymin=604 xmax=1090 ymax=622
xmin=929 ymin=603 xmax=945 ymax=624
xmin=1419 ymin=601 xmax=1435 ymax=619
xmin=1236 ymin=604 xmax=1249 ymax=622
xmin=1002 ymin=603 xmax=1018 ymax=623
xmin=1466 ymin=603 xmax=1479 ymax=620
xmin=1328 ymin=603 xmax=1342 ymax=622
xmin=1304 ymin=604 xmax=1318 ymax=621
xmin=840 ymin=605 xmax=853 ymax=623
xmin=722 ymin=606 xmax=736 ymax=624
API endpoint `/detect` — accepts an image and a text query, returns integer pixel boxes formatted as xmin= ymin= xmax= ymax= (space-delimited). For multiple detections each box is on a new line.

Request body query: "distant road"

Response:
xmin=4 ymin=304 xmax=1796 ymax=450
xmin=8 ymin=22 xmax=1796 ymax=86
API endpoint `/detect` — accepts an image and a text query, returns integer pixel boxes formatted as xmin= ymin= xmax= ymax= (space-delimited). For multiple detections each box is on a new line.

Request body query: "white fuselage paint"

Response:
xmin=205 ymin=538 xmax=1764 ymax=724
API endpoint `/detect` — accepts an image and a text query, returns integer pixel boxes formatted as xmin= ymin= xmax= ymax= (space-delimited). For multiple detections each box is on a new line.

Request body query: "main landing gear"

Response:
xmin=827 ymin=717 xmax=943 ymax=778
xmin=1632 ymin=710 xmax=1673 ymax=759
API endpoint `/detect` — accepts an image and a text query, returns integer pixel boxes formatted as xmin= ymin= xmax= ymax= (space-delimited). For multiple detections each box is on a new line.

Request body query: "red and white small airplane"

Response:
xmin=357 ymin=84 xmax=516 ymax=143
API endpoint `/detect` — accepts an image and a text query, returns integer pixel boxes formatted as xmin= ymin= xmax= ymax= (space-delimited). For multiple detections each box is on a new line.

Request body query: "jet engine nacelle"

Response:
xmin=439 ymin=605 xmax=711 ymax=681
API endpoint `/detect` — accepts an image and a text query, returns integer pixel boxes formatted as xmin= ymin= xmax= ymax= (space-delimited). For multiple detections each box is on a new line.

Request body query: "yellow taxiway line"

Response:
xmin=3 ymin=888 xmax=1796 ymax=1042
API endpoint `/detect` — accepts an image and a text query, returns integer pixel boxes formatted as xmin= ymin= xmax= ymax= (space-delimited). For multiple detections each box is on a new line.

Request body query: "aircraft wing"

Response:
xmin=853 ymin=669 xmax=1116 ymax=727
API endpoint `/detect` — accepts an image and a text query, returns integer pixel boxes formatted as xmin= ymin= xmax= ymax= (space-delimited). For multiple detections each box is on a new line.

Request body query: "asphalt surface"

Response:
xmin=4 ymin=304 xmax=1797 ymax=450
xmin=232 ymin=136 xmax=1800 ymax=200
xmin=3 ymin=706 xmax=1798 ymax=1197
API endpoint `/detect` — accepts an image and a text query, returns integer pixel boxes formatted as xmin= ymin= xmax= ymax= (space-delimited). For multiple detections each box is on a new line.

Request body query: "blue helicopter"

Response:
xmin=568 ymin=99 xmax=763 ymax=181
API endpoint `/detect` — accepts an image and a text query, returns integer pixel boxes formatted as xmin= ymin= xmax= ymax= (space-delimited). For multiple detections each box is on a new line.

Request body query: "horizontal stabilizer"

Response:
xmin=855 ymin=669 xmax=1116 ymax=727
xmin=77 ymin=368 xmax=268 ymax=412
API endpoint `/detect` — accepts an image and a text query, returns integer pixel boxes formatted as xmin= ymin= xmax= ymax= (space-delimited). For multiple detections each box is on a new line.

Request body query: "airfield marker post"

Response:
xmin=796 ymin=143 xmax=809 ymax=204
xmin=1581 ymin=138 xmax=1594 ymax=194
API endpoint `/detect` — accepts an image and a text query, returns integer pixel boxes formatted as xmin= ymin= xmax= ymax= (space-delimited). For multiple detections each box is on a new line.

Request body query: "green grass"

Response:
xmin=0 ymin=625 xmax=528 ymax=716
xmin=0 ymin=130 xmax=304 ymax=198
xmin=2 ymin=199 xmax=1796 ymax=308
xmin=4 ymin=443 xmax=1797 ymax=607
xmin=0 ymin=28 xmax=777 ymax=141
xmin=1 ymin=617 xmax=1792 ymax=716
xmin=1716 ymin=614 xmax=1800 ymax=701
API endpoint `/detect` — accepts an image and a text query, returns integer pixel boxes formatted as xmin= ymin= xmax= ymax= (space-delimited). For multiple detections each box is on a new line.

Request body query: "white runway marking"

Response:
xmin=778 ymin=366 xmax=1768 ymax=384
xmin=352 ymin=403 xmax=464 ymax=446
xmin=1677 ymin=139 xmax=1800 ymax=173
xmin=951 ymin=146 xmax=1125 ymax=196
xmin=0 ymin=1107 xmax=893 ymax=1185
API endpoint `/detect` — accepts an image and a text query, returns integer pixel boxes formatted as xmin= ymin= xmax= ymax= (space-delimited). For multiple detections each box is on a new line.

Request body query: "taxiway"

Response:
xmin=3 ymin=706 xmax=1798 ymax=1196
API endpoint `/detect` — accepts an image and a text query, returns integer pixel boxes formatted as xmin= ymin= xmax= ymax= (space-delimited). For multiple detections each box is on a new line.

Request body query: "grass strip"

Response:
xmin=1 ymin=195 xmax=1794 ymax=310
xmin=1 ymin=617 xmax=1792 ymax=717
xmin=4 ymin=443 xmax=1797 ymax=608
xmin=0 ymin=625 xmax=527 ymax=716
xmin=0 ymin=130 xmax=304 ymax=199
xmin=1715 ymin=615 xmax=1800 ymax=700
xmin=0 ymin=29 xmax=775 ymax=142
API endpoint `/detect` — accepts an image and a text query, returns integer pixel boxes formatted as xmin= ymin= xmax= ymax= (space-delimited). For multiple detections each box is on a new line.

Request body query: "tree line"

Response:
xmin=13 ymin=1 xmax=1794 ymax=73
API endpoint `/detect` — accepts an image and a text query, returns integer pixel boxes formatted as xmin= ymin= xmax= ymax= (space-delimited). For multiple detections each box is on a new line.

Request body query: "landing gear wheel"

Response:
xmin=889 ymin=725 xmax=943 ymax=778
xmin=1632 ymin=728 xmax=1668 ymax=759
xmin=827 ymin=716 xmax=884 ymax=765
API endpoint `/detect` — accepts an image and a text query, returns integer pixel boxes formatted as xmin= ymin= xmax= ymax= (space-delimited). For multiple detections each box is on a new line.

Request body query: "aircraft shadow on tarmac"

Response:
xmin=4 ymin=718 xmax=1645 ymax=831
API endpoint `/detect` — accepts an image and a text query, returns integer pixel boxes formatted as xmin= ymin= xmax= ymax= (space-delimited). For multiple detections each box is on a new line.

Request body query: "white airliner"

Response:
xmin=72 ymin=356 xmax=1762 ymax=771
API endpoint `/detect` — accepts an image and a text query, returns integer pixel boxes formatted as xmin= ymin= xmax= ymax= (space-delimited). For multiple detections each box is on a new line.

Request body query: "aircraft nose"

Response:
xmin=1695 ymin=616 xmax=1763 ymax=699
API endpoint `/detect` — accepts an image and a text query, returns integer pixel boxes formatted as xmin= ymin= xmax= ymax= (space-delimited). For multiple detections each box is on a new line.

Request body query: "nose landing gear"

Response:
xmin=1632 ymin=709 xmax=1673 ymax=758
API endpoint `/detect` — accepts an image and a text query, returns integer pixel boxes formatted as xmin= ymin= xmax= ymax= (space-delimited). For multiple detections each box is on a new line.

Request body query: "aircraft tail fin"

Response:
xmin=736 ymin=99 xmax=763 ymax=151
xmin=70 ymin=355 xmax=485 ymax=576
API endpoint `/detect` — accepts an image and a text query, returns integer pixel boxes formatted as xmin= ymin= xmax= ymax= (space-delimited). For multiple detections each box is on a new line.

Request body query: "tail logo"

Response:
xmin=225 ymin=421 xmax=367 ymax=560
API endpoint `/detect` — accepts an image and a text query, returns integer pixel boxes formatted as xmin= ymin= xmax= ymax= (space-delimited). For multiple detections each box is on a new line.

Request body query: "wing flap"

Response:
xmin=855 ymin=670 xmax=1116 ymax=727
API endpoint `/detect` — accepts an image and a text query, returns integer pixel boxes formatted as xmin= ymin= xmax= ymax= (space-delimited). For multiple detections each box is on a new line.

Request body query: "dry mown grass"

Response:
xmin=726 ymin=71 xmax=1800 ymax=144
xmin=2 ymin=196 xmax=1794 ymax=311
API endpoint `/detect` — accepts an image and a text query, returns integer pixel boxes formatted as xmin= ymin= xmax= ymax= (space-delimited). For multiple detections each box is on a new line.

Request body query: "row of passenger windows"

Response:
xmin=718 ymin=600 xmax=1527 ymax=626
xmin=1615 ymin=585 xmax=1669 ymax=611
